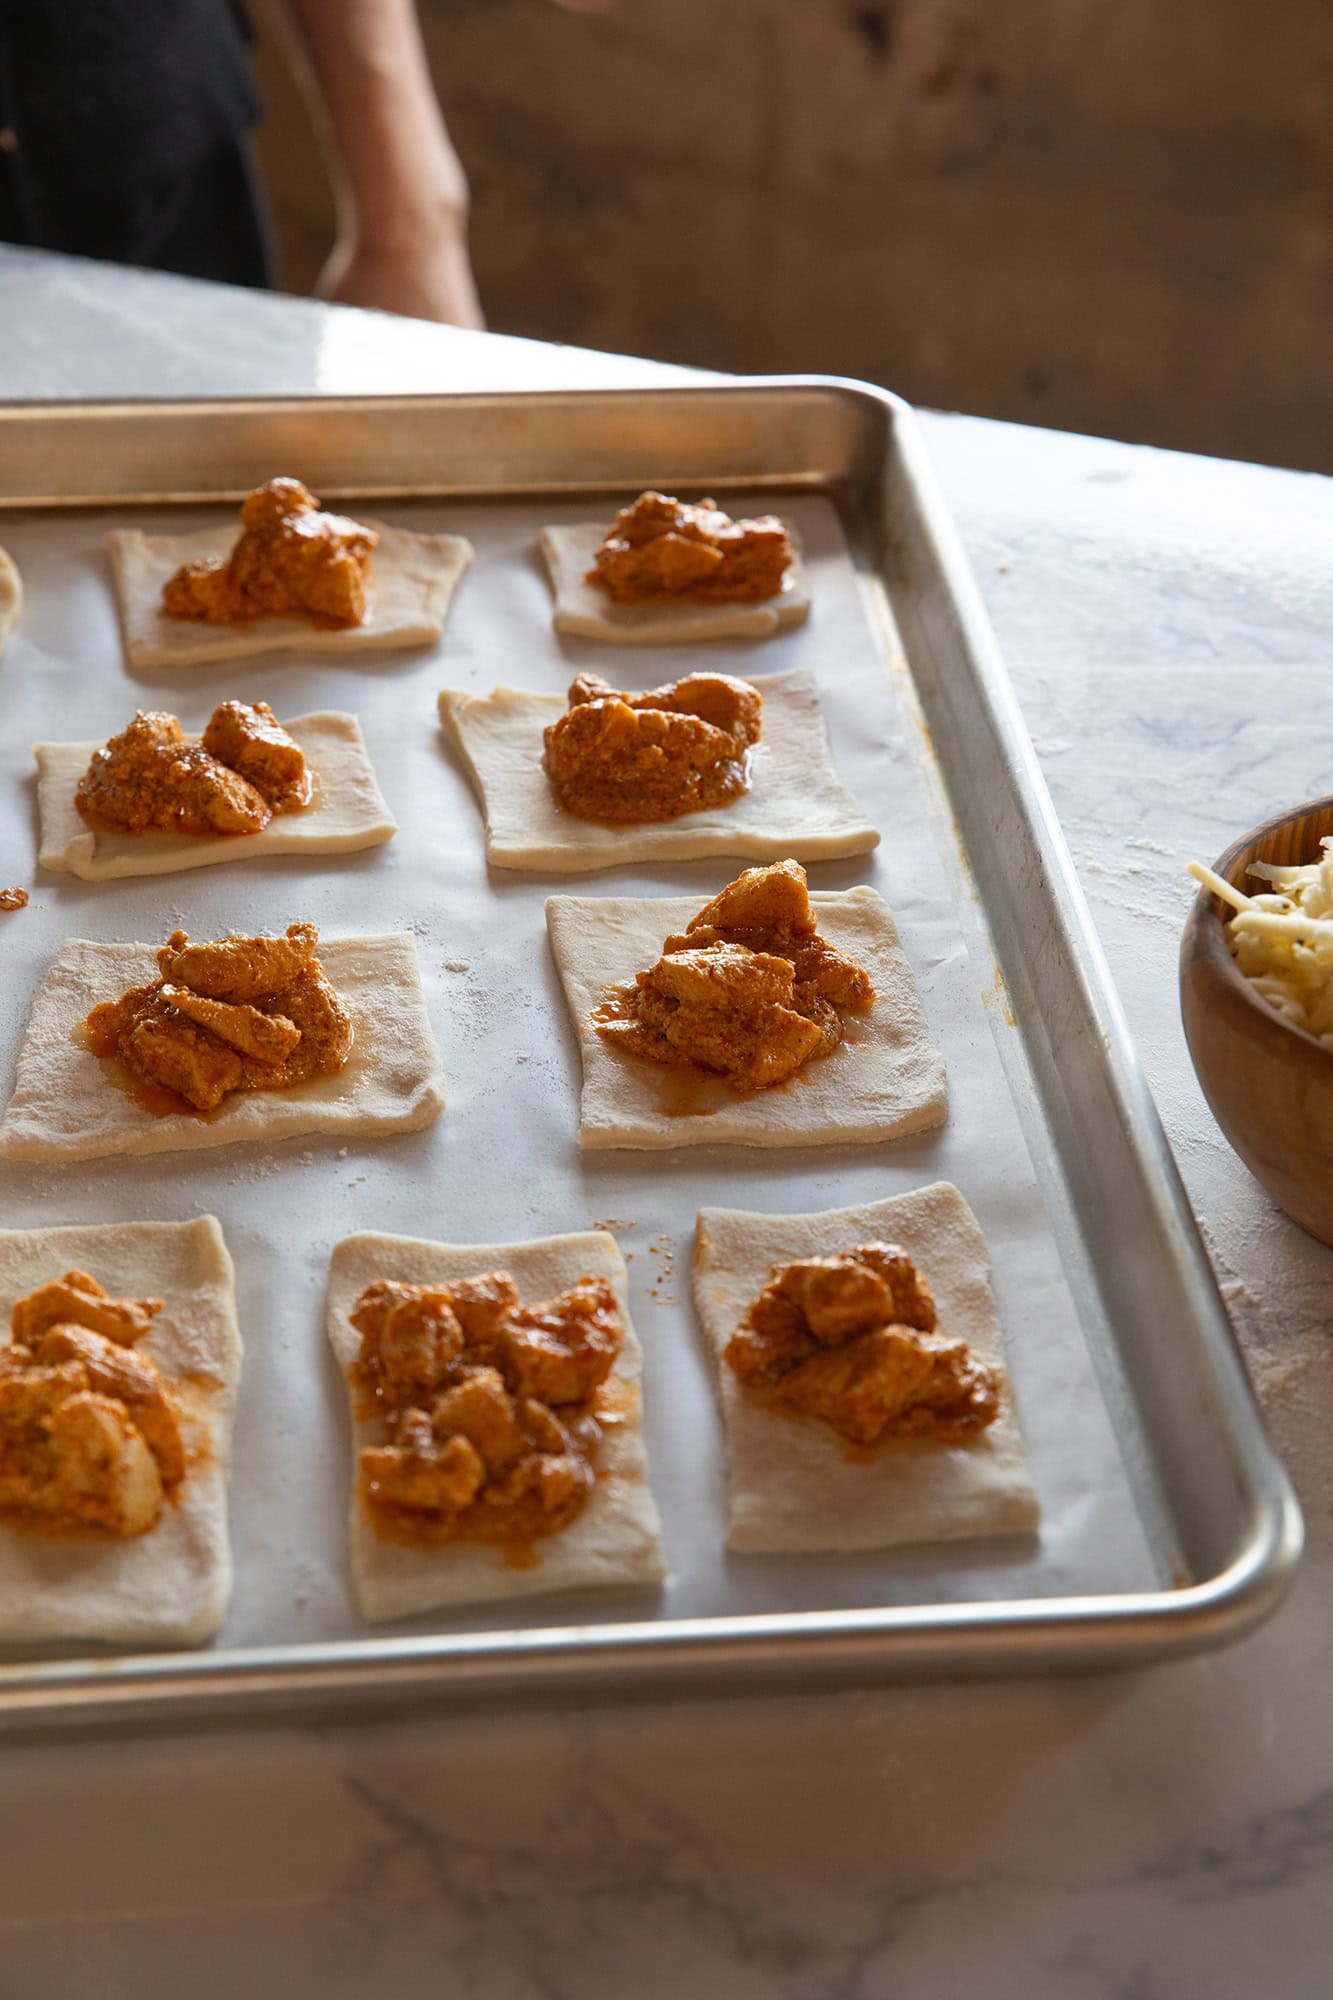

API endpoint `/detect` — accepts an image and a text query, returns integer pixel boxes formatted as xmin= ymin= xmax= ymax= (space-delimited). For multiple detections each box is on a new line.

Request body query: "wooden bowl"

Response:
xmin=1181 ymin=794 xmax=1333 ymax=1244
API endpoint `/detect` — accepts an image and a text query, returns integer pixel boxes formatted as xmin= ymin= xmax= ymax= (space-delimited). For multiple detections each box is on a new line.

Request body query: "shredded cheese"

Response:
xmin=1188 ymin=839 xmax=1333 ymax=1047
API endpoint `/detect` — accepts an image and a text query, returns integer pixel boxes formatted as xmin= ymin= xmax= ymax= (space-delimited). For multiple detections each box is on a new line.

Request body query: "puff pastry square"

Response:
xmin=438 ymin=668 xmax=878 ymax=873
xmin=546 ymin=886 xmax=948 ymax=1149
xmin=0 ymin=934 xmax=445 ymax=1164
xmin=35 ymin=711 xmax=396 ymax=881
xmin=107 ymin=520 xmax=472 ymax=669
xmin=540 ymin=522 xmax=811 ymax=645
xmin=0 ymin=1215 xmax=243 ymax=1646
xmin=692 ymin=1182 xmax=1040 ymax=1552
xmin=327 ymin=1228 xmax=665 ymax=1620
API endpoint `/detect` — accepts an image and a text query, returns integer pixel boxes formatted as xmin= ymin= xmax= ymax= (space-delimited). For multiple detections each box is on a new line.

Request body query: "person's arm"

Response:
xmin=280 ymin=0 xmax=484 ymax=326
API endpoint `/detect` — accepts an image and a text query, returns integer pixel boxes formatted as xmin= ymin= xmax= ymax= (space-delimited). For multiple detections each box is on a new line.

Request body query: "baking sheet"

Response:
xmin=0 ymin=488 xmax=1156 ymax=1665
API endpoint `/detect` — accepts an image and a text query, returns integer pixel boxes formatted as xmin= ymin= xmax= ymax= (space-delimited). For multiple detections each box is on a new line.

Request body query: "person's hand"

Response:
xmin=316 ymin=215 xmax=485 ymax=328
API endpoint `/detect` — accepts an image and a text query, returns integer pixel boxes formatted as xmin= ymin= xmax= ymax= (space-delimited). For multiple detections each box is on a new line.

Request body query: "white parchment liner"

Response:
xmin=0 ymin=492 xmax=1153 ymax=1655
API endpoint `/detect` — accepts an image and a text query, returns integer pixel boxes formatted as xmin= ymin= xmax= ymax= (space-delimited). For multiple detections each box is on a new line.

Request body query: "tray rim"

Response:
xmin=0 ymin=378 xmax=1302 ymax=1721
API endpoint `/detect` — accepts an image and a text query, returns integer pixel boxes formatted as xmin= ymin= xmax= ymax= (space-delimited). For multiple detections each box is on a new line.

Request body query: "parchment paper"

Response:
xmin=0 ymin=490 xmax=1155 ymax=1660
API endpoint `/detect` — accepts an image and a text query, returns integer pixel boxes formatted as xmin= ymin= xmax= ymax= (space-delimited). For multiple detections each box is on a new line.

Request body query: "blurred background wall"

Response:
xmin=252 ymin=0 xmax=1333 ymax=472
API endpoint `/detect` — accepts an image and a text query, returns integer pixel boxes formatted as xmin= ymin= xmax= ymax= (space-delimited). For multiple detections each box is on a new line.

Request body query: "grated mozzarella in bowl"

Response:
xmin=1188 ymin=838 xmax=1333 ymax=1048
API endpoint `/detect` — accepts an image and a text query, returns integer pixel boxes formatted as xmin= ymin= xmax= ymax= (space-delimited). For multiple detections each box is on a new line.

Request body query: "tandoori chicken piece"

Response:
xmin=161 ymin=477 xmax=378 ymax=628
xmin=156 ymin=921 xmax=319 ymax=1000
xmin=587 ymin=491 xmax=792 ymax=605
xmin=11 ymin=1269 xmax=162 ymax=1349
xmin=360 ymin=1420 xmax=485 ymax=1517
xmin=200 ymin=700 xmax=311 ymax=808
xmin=543 ymin=671 xmax=763 ymax=824
xmin=779 ymin=1327 xmax=999 ymax=1445
xmin=0 ymin=1265 xmax=191 ymax=1536
xmin=0 ymin=1367 xmax=164 ymax=1536
xmin=724 ymin=1243 xmax=998 ymax=1447
xmin=595 ymin=860 xmax=875 ymax=1093
xmin=75 ymin=701 xmax=312 ymax=841
xmin=120 ymin=1005 xmax=246 ymax=1113
xmin=677 ymin=859 xmax=875 ymax=1011
xmin=774 ymin=1248 xmax=936 ymax=1344
xmin=502 ymin=1277 xmax=623 ymax=1406
xmin=350 ymin=1282 xmax=466 ymax=1411
xmin=444 ymin=1271 xmax=521 ymax=1351
xmin=598 ymin=943 xmax=827 ymax=1091
xmin=349 ymin=1269 xmax=621 ymax=1548
xmin=85 ymin=922 xmax=352 ymax=1115
xmin=35 ymin=1325 xmax=185 ymax=1489
xmin=428 ymin=1368 xmax=530 ymax=1474
xmin=158 ymin=985 xmax=303 ymax=1065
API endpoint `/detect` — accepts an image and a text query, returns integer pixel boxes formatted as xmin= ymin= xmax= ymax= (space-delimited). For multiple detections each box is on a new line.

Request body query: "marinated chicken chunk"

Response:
xmin=161 ymin=477 xmax=378 ymax=628
xmin=595 ymin=860 xmax=875 ymax=1093
xmin=85 ymin=922 xmax=353 ymax=1115
xmin=679 ymin=858 xmax=875 ymax=1010
xmin=429 ymin=1368 xmax=529 ymax=1474
xmin=543 ymin=671 xmax=763 ymax=824
xmin=349 ymin=1269 xmax=621 ymax=1548
xmin=503 ymin=1277 xmax=623 ymax=1405
xmin=776 ymin=1248 xmax=936 ymax=1344
xmin=361 ymin=1422 xmax=485 ymax=1517
xmin=121 ymin=1005 xmax=246 ymax=1113
xmin=351 ymin=1282 xmax=465 ymax=1409
xmin=445 ymin=1271 xmax=520 ymax=1350
xmin=0 ymin=1270 xmax=187 ymax=1537
xmin=200 ymin=701 xmax=311 ymax=808
xmin=587 ymin=491 xmax=792 ymax=605
xmin=0 ymin=1371 xmax=163 ymax=1536
xmin=36 ymin=1325 xmax=185 ymax=1488
xmin=11 ymin=1269 xmax=162 ymax=1349
xmin=158 ymin=986 xmax=303 ymax=1065
xmin=157 ymin=920 xmax=319 ymax=1000
xmin=724 ymin=1244 xmax=998 ymax=1447
xmin=599 ymin=943 xmax=827 ymax=1092
xmin=75 ymin=701 xmax=311 ymax=841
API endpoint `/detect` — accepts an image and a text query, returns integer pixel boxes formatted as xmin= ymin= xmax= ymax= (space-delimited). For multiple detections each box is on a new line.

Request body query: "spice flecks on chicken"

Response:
xmin=543 ymin=671 xmax=762 ymax=824
xmin=595 ymin=859 xmax=875 ymax=1093
xmin=587 ymin=492 xmax=792 ymax=605
xmin=724 ymin=1244 xmax=999 ymax=1447
xmin=85 ymin=921 xmax=353 ymax=1115
xmin=349 ymin=1270 xmax=622 ymax=1548
xmin=75 ymin=701 xmax=311 ymax=840
xmin=161 ymin=477 xmax=377 ymax=628
xmin=0 ymin=1270 xmax=183 ymax=1537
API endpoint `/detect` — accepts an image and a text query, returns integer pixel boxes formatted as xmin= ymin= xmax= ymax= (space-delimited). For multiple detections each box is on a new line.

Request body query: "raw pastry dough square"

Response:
xmin=692 ymin=1182 xmax=1040 ymax=1553
xmin=35 ymin=711 xmax=397 ymax=881
xmin=0 ymin=1214 xmax=243 ymax=1646
xmin=107 ymin=519 xmax=473 ymax=669
xmin=546 ymin=887 xmax=948 ymax=1149
xmin=326 ymin=1228 xmax=665 ymax=1620
xmin=540 ymin=522 xmax=811 ymax=644
xmin=437 ymin=669 xmax=879 ymax=872
xmin=0 ymin=934 xmax=444 ymax=1164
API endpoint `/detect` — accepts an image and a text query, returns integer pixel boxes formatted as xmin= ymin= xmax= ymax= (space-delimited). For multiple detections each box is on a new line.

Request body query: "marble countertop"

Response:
xmin=3 ymin=247 xmax=1332 ymax=2000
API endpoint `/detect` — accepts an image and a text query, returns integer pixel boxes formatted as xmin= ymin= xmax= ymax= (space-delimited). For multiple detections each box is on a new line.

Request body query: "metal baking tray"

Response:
xmin=0 ymin=383 xmax=1301 ymax=1726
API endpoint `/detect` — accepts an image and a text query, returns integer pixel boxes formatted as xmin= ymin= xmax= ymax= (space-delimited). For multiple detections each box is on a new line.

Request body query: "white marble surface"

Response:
xmin=3 ymin=247 xmax=1333 ymax=1999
